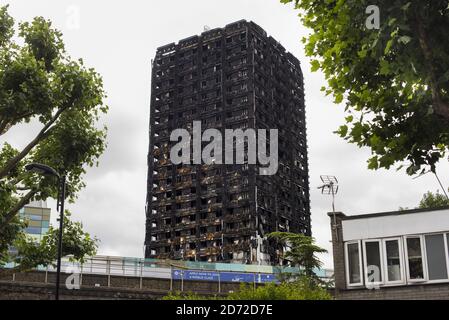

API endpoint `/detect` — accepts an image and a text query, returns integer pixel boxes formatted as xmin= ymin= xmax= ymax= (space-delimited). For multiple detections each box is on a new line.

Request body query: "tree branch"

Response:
xmin=0 ymin=189 xmax=37 ymax=232
xmin=415 ymin=10 xmax=449 ymax=121
xmin=0 ymin=107 xmax=66 ymax=180
xmin=15 ymin=186 xmax=32 ymax=191
xmin=0 ymin=120 xmax=12 ymax=136
xmin=0 ymin=111 xmax=43 ymax=136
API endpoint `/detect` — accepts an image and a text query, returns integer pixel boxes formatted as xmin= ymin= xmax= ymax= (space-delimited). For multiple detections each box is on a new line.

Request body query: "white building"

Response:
xmin=330 ymin=206 xmax=449 ymax=299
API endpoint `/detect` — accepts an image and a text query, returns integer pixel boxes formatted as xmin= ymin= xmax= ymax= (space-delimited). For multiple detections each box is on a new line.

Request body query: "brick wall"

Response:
xmin=0 ymin=281 xmax=166 ymax=300
xmin=336 ymin=283 xmax=449 ymax=300
xmin=328 ymin=212 xmax=346 ymax=293
xmin=0 ymin=270 xmax=242 ymax=300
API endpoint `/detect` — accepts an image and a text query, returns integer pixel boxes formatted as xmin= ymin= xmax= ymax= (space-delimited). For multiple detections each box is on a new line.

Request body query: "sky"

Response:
xmin=2 ymin=0 xmax=449 ymax=269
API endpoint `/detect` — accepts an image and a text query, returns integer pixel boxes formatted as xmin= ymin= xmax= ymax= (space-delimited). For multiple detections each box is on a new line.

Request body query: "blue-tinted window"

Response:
xmin=26 ymin=227 xmax=42 ymax=235
xmin=41 ymin=221 xmax=49 ymax=228
xmin=28 ymin=215 xmax=42 ymax=221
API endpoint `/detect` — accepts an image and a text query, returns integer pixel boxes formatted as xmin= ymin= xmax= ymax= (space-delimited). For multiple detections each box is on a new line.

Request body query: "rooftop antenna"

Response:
xmin=318 ymin=175 xmax=340 ymax=240
xmin=318 ymin=175 xmax=339 ymax=212
xmin=203 ymin=25 xmax=211 ymax=32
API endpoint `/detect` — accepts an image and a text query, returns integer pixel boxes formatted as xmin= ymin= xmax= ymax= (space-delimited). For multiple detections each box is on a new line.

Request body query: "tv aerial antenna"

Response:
xmin=318 ymin=175 xmax=339 ymax=212
xmin=318 ymin=175 xmax=340 ymax=240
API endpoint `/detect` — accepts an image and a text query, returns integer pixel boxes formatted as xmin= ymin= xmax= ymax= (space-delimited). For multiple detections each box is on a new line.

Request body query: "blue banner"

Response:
xmin=219 ymin=272 xmax=254 ymax=283
xmin=172 ymin=270 xmax=220 ymax=281
xmin=172 ymin=269 xmax=279 ymax=283
xmin=256 ymin=273 xmax=279 ymax=283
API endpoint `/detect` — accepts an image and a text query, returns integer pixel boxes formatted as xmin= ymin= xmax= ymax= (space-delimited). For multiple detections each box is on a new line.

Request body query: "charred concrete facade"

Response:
xmin=145 ymin=20 xmax=310 ymax=264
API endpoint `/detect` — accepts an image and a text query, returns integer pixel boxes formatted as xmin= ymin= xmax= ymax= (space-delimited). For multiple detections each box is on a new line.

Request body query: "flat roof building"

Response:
xmin=329 ymin=206 xmax=449 ymax=299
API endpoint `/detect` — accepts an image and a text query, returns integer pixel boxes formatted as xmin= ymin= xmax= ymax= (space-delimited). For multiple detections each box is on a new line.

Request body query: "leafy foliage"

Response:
xmin=418 ymin=190 xmax=449 ymax=209
xmin=229 ymin=277 xmax=330 ymax=300
xmin=163 ymin=292 xmax=221 ymax=300
xmin=163 ymin=275 xmax=331 ymax=300
xmin=2 ymin=211 xmax=98 ymax=272
xmin=163 ymin=234 xmax=330 ymax=300
xmin=0 ymin=214 xmax=25 ymax=266
xmin=0 ymin=5 xmax=106 ymax=265
xmin=282 ymin=0 xmax=449 ymax=175
xmin=267 ymin=232 xmax=327 ymax=277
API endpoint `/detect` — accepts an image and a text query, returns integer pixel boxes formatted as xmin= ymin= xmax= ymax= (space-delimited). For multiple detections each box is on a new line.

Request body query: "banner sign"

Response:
xmin=172 ymin=270 xmax=278 ymax=283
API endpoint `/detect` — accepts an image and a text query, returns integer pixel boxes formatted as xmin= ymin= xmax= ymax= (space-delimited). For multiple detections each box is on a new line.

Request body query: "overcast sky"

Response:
xmin=2 ymin=0 xmax=449 ymax=269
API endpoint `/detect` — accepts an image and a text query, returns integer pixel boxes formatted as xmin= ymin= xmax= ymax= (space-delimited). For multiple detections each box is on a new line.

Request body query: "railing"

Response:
xmin=2 ymin=255 xmax=334 ymax=292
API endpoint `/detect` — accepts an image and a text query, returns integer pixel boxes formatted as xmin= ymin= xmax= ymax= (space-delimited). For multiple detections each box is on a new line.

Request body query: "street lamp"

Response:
xmin=25 ymin=163 xmax=66 ymax=301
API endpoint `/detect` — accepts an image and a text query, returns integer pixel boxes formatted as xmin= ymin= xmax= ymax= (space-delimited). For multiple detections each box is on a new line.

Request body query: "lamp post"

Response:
xmin=25 ymin=163 xmax=66 ymax=300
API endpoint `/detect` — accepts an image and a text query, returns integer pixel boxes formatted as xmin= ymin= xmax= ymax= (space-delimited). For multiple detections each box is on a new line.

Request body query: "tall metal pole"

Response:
xmin=330 ymin=182 xmax=338 ymax=242
xmin=434 ymin=172 xmax=449 ymax=200
xmin=221 ymin=219 xmax=224 ymax=261
xmin=55 ymin=175 xmax=66 ymax=300
xmin=274 ymin=193 xmax=278 ymax=231
xmin=413 ymin=170 xmax=448 ymax=200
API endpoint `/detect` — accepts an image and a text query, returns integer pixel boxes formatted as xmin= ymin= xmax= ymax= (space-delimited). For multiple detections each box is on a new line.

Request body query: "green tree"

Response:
xmin=418 ymin=190 xmax=449 ymax=209
xmin=281 ymin=0 xmax=449 ymax=175
xmin=268 ymin=232 xmax=327 ymax=278
xmin=0 ymin=6 xmax=107 ymax=264
xmin=1 ymin=211 xmax=98 ymax=273
xmin=227 ymin=277 xmax=330 ymax=300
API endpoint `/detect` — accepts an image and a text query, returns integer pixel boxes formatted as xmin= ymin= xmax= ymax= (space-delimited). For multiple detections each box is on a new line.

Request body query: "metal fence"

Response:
xmin=3 ymin=255 xmax=334 ymax=291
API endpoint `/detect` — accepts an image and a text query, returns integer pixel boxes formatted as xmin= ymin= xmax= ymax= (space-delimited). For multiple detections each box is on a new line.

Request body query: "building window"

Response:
xmin=345 ymin=233 xmax=449 ymax=288
xmin=447 ymin=234 xmax=449 ymax=267
xmin=25 ymin=227 xmax=42 ymax=235
xmin=383 ymin=238 xmax=404 ymax=284
xmin=345 ymin=241 xmax=363 ymax=286
xmin=405 ymin=236 xmax=425 ymax=281
xmin=363 ymin=240 xmax=383 ymax=285
xmin=425 ymin=234 xmax=448 ymax=281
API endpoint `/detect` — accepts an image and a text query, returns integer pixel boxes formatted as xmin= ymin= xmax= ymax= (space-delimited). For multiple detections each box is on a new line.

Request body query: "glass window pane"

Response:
xmin=446 ymin=233 xmax=449 ymax=264
xmin=25 ymin=227 xmax=41 ymax=235
xmin=29 ymin=214 xmax=42 ymax=221
xmin=425 ymin=234 xmax=448 ymax=280
xmin=406 ymin=237 xmax=424 ymax=280
xmin=366 ymin=241 xmax=382 ymax=282
xmin=386 ymin=240 xmax=402 ymax=282
xmin=347 ymin=243 xmax=361 ymax=284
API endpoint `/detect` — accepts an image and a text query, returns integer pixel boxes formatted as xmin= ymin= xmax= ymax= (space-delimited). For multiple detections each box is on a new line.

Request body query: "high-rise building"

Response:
xmin=20 ymin=201 xmax=51 ymax=242
xmin=145 ymin=20 xmax=310 ymax=265
xmin=7 ymin=201 xmax=51 ymax=260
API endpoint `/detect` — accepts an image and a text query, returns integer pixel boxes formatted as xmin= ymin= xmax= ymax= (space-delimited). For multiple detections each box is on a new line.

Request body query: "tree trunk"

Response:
xmin=0 ymin=262 xmax=39 ymax=277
